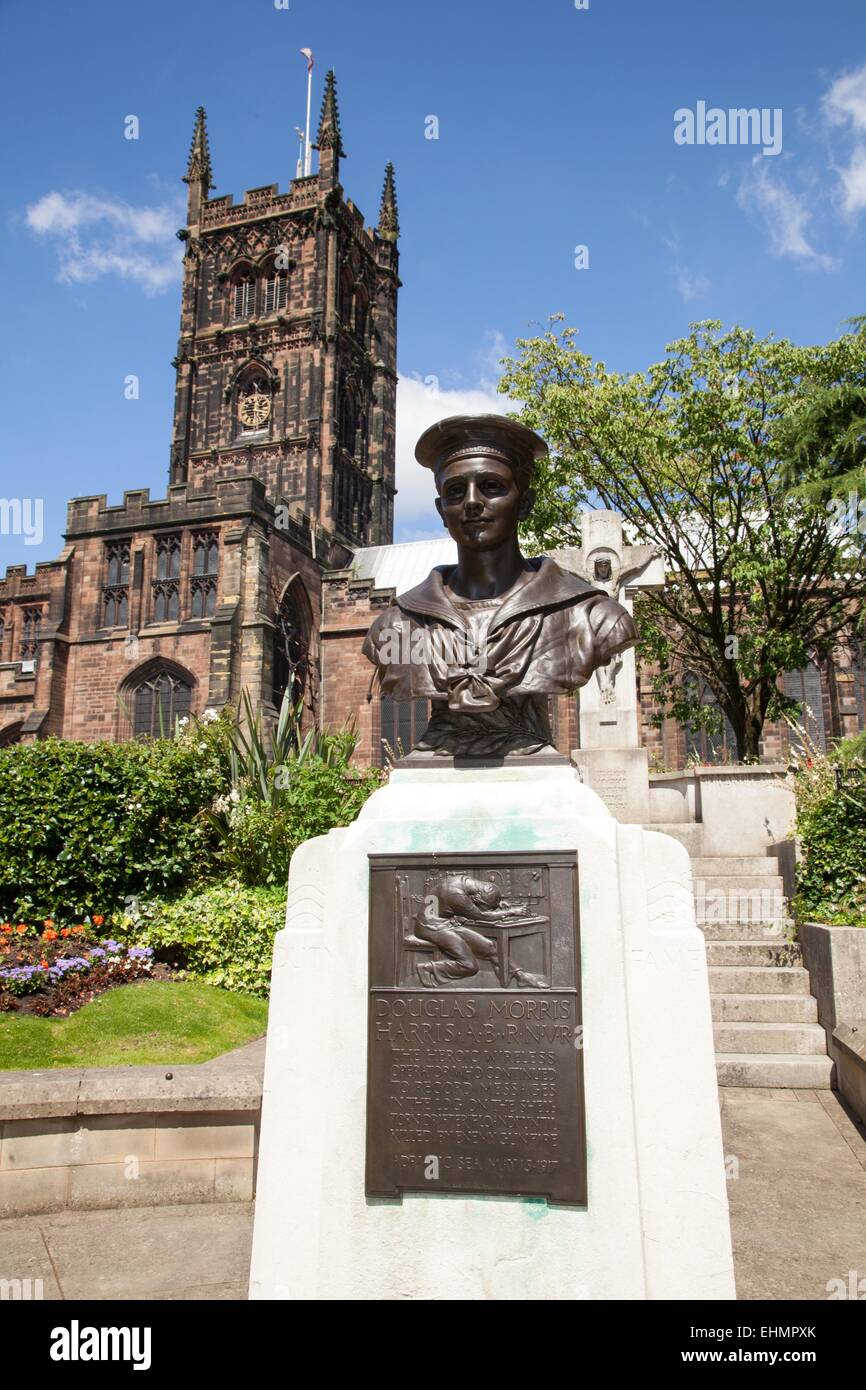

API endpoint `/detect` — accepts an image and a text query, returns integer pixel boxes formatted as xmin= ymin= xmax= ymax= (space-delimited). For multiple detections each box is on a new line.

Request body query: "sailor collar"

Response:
xmin=394 ymin=556 xmax=605 ymax=634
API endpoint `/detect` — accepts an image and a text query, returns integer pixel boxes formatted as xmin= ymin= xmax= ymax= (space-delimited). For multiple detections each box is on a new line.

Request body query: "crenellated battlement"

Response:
xmin=64 ymin=477 xmax=275 ymax=539
xmin=199 ymin=176 xmax=320 ymax=231
xmin=0 ymin=551 xmax=71 ymax=595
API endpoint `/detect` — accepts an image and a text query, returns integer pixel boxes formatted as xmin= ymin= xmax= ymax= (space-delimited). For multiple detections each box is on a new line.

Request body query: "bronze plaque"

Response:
xmin=366 ymin=851 xmax=586 ymax=1205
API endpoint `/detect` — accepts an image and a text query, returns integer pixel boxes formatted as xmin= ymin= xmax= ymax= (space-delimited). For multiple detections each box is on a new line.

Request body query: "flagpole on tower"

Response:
xmin=300 ymin=48 xmax=314 ymax=176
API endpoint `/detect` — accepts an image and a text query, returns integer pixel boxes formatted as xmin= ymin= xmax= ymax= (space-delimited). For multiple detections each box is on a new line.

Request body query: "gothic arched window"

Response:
xmin=20 ymin=607 xmax=42 ymax=661
xmin=683 ymin=671 xmax=736 ymax=763
xmin=854 ymin=644 xmax=866 ymax=731
xmin=783 ymin=662 xmax=827 ymax=753
xmin=0 ymin=721 xmax=23 ymax=748
xmin=152 ymin=534 xmax=181 ymax=622
xmin=132 ymin=668 xmax=193 ymax=739
xmin=379 ymin=696 xmax=429 ymax=766
xmin=339 ymin=389 xmax=357 ymax=455
xmin=338 ymin=270 xmax=353 ymax=326
xmin=272 ymin=580 xmax=310 ymax=709
xmin=261 ymin=261 xmax=288 ymax=315
xmin=191 ymin=531 xmax=219 ymax=618
xmin=231 ymin=265 xmax=256 ymax=320
xmin=354 ymin=285 xmax=369 ymax=343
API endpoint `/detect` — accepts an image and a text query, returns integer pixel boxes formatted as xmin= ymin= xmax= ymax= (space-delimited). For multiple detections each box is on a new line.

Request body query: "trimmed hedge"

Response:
xmin=0 ymin=728 xmax=229 ymax=921
xmin=110 ymin=880 xmax=287 ymax=997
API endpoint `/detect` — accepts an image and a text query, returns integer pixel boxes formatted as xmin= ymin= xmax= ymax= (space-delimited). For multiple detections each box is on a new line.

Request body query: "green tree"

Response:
xmin=775 ymin=317 xmax=866 ymax=505
xmin=499 ymin=317 xmax=866 ymax=760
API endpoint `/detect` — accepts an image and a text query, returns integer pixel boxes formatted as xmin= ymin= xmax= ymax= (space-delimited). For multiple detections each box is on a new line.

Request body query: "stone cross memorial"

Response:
xmin=250 ymin=415 xmax=735 ymax=1301
xmin=564 ymin=511 xmax=665 ymax=824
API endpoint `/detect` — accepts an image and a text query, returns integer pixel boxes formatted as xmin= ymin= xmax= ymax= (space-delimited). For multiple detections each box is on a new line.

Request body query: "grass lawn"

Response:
xmin=0 ymin=980 xmax=268 ymax=1070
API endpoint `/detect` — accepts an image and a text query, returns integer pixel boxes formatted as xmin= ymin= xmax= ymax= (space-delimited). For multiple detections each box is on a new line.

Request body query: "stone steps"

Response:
xmin=692 ymin=856 xmax=779 ymax=877
xmin=706 ymin=940 xmax=803 ymax=968
xmin=695 ymin=874 xmax=784 ymax=893
xmin=713 ymin=1021 xmax=827 ymax=1055
xmin=701 ymin=920 xmax=790 ymax=941
xmin=711 ymin=992 xmax=818 ymax=1023
xmin=709 ymin=964 xmax=812 ymax=995
xmin=644 ymin=822 xmax=704 ymax=855
xmin=715 ymin=1053 xmax=834 ymax=1088
xmin=651 ymin=837 xmax=832 ymax=1087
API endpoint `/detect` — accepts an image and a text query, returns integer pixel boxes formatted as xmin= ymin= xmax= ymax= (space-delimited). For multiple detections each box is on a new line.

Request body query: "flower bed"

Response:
xmin=0 ymin=917 xmax=159 ymax=1017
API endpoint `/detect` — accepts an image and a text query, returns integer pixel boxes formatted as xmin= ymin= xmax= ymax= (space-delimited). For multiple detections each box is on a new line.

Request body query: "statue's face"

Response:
xmin=594 ymin=558 xmax=612 ymax=582
xmin=434 ymin=454 xmax=533 ymax=549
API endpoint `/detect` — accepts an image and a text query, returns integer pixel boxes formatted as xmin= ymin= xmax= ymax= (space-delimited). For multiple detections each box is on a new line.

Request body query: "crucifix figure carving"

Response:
xmin=559 ymin=512 xmax=665 ymax=751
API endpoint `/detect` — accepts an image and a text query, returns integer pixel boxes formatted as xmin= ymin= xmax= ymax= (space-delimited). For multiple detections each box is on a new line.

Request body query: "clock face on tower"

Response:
xmin=238 ymin=384 xmax=271 ymax=429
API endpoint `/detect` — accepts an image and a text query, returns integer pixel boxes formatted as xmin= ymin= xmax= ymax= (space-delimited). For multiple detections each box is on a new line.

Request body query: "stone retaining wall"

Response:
xmin=0 ymin=1062 xmax=262 ymax=1218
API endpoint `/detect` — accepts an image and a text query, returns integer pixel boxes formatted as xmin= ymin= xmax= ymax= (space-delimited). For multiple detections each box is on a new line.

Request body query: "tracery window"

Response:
xmin=333 ymin=460 xmax=372 ymax=543
xmin=272 ymin=583 xmax=309 ymax=709
xmin=104 ymin=540 xmax=130 ymax=627
xmin=191 ymin=531 xmax=219 ymax=618
xmin=262 ymin=266 xmax=288 ymax=315
xmin=683 ymin=671 xmax=736 ymax=763
xmin=783 ymin=662 xmax=827 ymax=753
xmin=21 ymin=607 xmax=42 ymax=661
xmin=232 ymin=269 xmax=255 ymax=320
xmin=133 ymin=669 xmax=193 ymax=739
xmin=152 ymin=534 xmax=182 ymax=623
xmin=379 ymin=695 xmax=429 ymax=766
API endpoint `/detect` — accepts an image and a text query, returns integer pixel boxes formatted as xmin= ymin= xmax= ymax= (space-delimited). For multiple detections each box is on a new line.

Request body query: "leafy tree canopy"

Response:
xmin=498 ymin=317 xmax=866 ymax=760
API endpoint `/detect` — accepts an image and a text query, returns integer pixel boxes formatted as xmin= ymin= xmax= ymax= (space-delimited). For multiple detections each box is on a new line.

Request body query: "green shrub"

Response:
xmin=792 ymin=731 xmax=866 ymax=927
xmin=211 ymin=761 xmax=384 ymax=885
xmin=205 ymin=690 xmax=384 ymax=885
xmin=111 ymin=879 xmax=287 ymax=997
xmin=0 ymin=717 xmax=231 ymax=921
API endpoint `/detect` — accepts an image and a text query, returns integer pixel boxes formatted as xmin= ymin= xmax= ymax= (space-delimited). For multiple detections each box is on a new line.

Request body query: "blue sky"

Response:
xmin=1 ymin=0 xmax=865 ymax=565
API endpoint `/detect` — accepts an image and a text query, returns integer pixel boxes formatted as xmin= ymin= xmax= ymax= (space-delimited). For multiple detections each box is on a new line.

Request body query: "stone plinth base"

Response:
xmin=572 ymin=746 xmax=650 ymax=824
xmin=249 ymin=766 xmax=734 ymax=1300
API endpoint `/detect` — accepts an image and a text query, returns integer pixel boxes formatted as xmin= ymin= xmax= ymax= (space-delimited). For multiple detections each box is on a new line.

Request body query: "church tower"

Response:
xmin=170 ymin=75 xmax=399 ymax=549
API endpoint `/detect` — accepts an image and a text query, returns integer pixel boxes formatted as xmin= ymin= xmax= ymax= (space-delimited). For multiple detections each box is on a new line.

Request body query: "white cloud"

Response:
xmin=735 ymin=158 xmax=836 ymax=269
xmin=822 ymin=63 xmax=866 ymax=133
xmin=821 ymin=62 xmax=866 ymax=218
xmin=24 ymin=190 xmax=184 ymax=295
xmin=836 ymin=143 xmax=866 ymax=214
xmin=673 ymin=265 xmax=709 ymax=302
xmin=394 ymin=374 xmax=513 ymax=539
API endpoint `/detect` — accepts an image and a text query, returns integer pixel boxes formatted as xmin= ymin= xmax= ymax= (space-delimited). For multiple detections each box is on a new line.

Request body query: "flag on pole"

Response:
xmin=300 ymin=48 xmax=314 ymax=73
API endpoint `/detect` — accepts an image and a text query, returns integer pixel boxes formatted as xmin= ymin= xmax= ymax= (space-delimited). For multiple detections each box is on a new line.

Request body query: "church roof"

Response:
xmin=351 ymin=537 xmax=457 ymax=593
xmin=350 ymin=538 xmax=593 ymax=595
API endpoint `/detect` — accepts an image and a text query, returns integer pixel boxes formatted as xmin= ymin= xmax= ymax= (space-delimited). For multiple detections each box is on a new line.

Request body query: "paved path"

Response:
xmin=722 ymin=1087 xmax=866 ymax=1300
xmin=1 ymin=1089 xmax=864 ymax=1300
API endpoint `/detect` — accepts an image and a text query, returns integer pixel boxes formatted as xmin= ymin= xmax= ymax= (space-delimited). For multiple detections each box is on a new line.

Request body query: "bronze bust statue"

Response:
xmin=362 ymin=414 xmax=638 ymax=759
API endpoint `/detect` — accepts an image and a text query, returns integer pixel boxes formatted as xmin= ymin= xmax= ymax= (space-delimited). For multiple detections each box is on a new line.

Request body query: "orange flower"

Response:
xmin=71 ymin=925 xmax=85 ymax=935
xmin=60 ymin=927 xmax=71 ymax=938
xmin=43 ymin=919 xmax=55 ymax=928
xmin=0 ymin=924 xmax=11 ymax=934
xmin=15 ymin=924 xmax=27 ymax=935
xmin=40 ymin=958 xmax=49 ymax=968
xmin=92 ymin=914 xmax=105 ymax=927
xmin=42 ymin=928 xmax=58 ymax=941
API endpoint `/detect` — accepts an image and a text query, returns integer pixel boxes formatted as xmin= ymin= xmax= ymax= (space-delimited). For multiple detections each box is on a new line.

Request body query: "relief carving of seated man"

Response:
xmin=413 ymin=871 xmax=543 ymax=989
xmin=362 ymin=414 xmax=638 ymax=759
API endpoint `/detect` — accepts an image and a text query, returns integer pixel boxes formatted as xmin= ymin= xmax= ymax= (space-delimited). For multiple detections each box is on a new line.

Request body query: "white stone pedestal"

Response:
xmin=572 ymin=746 xmax=651 ymax=824
xmin=249 ymin=766 xmax=735 ymax=1301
